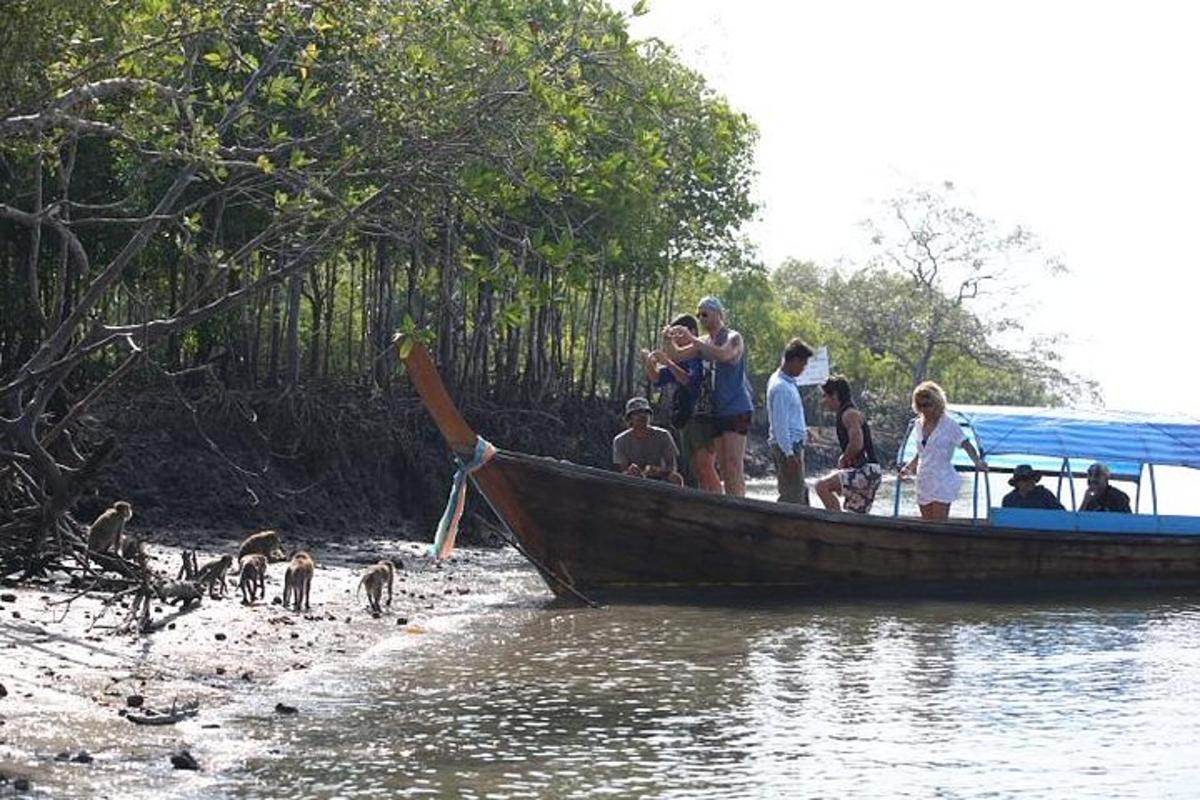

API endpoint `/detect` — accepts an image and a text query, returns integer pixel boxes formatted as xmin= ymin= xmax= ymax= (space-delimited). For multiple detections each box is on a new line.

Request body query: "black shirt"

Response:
xmin=836 ymin=402 xmax=878 ymax=467
xmin=1080 ymin=484 xmax=1132 ymax=513
xmin=1001 ymin=485 xmax=1065 ymax=510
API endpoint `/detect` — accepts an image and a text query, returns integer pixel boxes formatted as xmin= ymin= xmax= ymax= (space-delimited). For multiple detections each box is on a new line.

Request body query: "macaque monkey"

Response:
xmin=357 ymin=561 xmax=394 ymax=613
xmin=87 ymin=501 xmax=133 ymax=560
xmin=195 ymin=554 xmax=234 ymax=599
xmin=237 ymin=530 xmax=286 ymax=563
xmin=282 ymin=551 xmax=314 ymax=612
xmin=119 ymin=533 xmax=147 ymax=565
xmin=238 ymin=554 xmax=268 ymax=604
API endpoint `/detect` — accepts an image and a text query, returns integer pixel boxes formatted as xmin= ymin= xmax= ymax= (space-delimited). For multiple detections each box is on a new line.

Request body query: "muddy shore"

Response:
xmin=0 ymin=531 xmax=532 ymax=798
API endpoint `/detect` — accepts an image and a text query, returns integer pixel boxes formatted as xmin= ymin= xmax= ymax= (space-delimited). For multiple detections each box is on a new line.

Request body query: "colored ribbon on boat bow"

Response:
xmin=430 ymin=436 xmax=497 ymax=560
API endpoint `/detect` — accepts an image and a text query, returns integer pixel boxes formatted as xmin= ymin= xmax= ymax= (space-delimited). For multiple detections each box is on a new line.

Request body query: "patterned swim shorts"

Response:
xmin=837 ymin=463 xmax=883 ymax=514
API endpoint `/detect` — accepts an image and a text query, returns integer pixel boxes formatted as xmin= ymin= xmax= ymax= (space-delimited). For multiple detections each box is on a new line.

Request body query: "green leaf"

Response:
xmin=632 ymin=0 xmax=650 ymax=16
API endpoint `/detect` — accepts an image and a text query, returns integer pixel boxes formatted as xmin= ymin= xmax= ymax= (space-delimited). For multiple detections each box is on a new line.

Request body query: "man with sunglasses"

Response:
xmin=1079 ymin=462 xmax=1131 ymax=513
xmin=668 ymin=296 xmax=754 ymax=497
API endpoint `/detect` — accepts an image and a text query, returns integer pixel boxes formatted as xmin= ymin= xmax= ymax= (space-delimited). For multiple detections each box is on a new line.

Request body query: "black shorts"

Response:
xmin=713 ymin=411 xmax=752 ymax=436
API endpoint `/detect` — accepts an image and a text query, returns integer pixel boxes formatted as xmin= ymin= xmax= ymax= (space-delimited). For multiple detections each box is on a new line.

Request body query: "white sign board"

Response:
xmin=795 ymin=346 xmax=830 ymax=386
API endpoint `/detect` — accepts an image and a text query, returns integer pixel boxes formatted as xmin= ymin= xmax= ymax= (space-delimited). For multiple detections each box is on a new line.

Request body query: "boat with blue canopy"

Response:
xmin=895 ymin=405 xmax=1200 ymax=534
xmin=401 ymin=337 xmax=1200 ymax=601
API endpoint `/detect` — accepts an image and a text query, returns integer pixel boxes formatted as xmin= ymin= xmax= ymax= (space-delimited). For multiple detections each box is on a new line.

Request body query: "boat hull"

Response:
xmin=478 ymin=452 xmax=1200 ymax=599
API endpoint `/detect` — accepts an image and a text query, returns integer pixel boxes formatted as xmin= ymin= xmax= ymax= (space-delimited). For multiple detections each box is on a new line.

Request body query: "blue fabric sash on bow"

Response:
xmin=430 ymin=436 xmax=497 ymax=560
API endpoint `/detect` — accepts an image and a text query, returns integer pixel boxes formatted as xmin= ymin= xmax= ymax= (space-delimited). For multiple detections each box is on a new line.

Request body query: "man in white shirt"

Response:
xmin=767 ymin=339 xmax=814 ymax=504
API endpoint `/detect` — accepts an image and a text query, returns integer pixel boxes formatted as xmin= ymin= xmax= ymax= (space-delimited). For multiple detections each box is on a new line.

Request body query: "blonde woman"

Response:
xmin=900 ymin=381 xmax=987 ymax=520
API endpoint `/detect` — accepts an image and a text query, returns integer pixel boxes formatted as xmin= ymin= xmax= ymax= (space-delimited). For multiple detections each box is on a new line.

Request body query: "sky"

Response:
xmin=629 ymin=0 xmax=1199 ymax=414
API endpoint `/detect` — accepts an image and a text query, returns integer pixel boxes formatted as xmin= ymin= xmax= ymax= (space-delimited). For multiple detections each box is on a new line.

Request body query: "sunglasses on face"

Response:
xmin=697 ymin=311 xmax=709 ymax=318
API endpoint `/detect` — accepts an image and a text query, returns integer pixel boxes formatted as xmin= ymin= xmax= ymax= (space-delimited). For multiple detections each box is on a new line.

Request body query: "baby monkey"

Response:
xmin=238 ymin=553 xmax=268 ymax=604
xmin=195 ymin=554 xmax=234 ymax=599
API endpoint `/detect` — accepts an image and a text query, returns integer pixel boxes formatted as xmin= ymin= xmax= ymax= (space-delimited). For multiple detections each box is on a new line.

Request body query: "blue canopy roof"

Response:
xmin=897 ymin=405 xmax=1200 ymax=475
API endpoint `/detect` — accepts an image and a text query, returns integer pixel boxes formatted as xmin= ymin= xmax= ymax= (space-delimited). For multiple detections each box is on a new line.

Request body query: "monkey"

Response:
xmin=237 ymin=530 xmax=286 ymax=564
xmin=87 ymin=501 xmax=133 ymax=561
xmin=119 ymin=533 xmax=147 ymax=566
xmin=356 ymin=561 xmax=394 ymax=613
xmin=282 ymin=551 xmax=314 ymax=612
xmin=238 ymin=554 xmax=268 ymax=604
xmin=195 ymin=554 xmax=234 ymax=599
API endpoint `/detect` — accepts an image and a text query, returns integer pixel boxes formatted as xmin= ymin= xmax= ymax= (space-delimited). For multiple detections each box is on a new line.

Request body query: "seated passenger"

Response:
xmin=612 ymin=397 xmax=683 ymax=486
xmin=1001 ymin=464 xmax=1065 ymax=510
xmin=1079 ymin=462 xmax=1131 ymax=513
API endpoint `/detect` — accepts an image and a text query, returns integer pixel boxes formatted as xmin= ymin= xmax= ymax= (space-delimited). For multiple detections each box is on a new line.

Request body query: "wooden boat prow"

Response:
xmin=399 ymin=338 xmax=1200 ymax=601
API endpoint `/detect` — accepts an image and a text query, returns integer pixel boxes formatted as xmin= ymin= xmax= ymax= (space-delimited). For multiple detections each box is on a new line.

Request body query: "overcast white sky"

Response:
xmin=630 ymin=0 xmax=1198 ymax=414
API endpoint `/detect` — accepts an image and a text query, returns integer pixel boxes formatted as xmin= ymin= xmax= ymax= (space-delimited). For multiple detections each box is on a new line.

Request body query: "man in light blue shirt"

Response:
xmin=767 ymin=338 xmax=814 ymax=504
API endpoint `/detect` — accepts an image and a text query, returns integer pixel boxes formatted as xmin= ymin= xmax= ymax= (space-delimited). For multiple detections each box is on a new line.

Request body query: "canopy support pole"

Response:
xmin=893 ymin=418 xmax=916 ymax=518
xmin=1149 ymin=463 xmax=1159 ymax=516
xmin=972 ymin=469 xmax=979 ymax=523
xmin=1136 ymin=468 xmax=1143 ymax=513
xmin=1065 ymin=457 xmax=1077 ymax=511
xmin=983 ymin=462 xmax=992 ymax=518
xmin=1056 ymin=457 xmax=1067 ymax=501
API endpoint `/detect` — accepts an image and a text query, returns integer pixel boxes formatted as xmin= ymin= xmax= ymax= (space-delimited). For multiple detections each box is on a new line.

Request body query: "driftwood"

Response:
xmin=125 ymin=700 xmax=199 ymax=726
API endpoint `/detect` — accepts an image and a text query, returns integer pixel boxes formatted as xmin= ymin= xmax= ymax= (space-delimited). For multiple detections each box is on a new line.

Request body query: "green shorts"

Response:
xmin=679 ymin=417 xmax=715 ymax=461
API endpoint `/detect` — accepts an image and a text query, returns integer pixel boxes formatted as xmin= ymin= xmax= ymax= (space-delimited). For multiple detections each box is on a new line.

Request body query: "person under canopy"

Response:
xmin=1001 ymin=464 xmax=1065 ymax=510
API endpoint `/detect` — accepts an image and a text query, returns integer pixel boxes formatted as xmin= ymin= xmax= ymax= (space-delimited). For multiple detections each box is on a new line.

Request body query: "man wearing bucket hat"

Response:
xmin=1000 ymin=464 xmax=1065 ymax=510
xmin=667 ymin=296 xmax=754 ymax=497
xmin=612 ymin=396 xmax=683 ymax=485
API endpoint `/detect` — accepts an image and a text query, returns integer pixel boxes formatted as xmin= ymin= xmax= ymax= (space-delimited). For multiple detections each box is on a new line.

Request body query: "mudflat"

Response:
xmin=0 ymin=532 xmax=514 ymax=797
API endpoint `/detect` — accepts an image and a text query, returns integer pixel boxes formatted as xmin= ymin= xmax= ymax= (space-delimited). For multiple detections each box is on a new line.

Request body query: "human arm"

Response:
xmin=899 ymin=454 xmax=919 ymax=479
xmin=1041 ymin=487 xmax=1066 ymax=511
xmin=613 ymin=436 xmax=636 ymax=475
xmin=641 ymin=349 xmax=660 ymax=383
xmin=961 ymin=440 xmax=988 ymax=471
xmin=663 ymin=325 xmax=703 ymax=362
xmin=672 ymin=326 xmax=744 ymax=364
xmin=837 ymin=408 xmax=865 ymax=468
xmin=656 ymin=351 xmax=692 ymax=386
xmin=642 ymin=432 xmax=679 ymax=478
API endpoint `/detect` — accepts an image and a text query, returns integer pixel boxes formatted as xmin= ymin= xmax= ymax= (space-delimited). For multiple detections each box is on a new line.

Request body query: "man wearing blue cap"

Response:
xmin=668 ymin=296 xmax=754 ymax=497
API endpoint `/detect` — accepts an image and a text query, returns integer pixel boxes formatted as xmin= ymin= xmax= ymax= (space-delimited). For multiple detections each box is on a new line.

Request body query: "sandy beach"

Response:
xmin=0 ymin=531 xmax=527 ymax=798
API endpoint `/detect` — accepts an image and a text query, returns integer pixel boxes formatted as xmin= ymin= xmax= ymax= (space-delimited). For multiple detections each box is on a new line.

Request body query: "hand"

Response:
xmin=644 ymin=465 xmax=665 ymax=478
xmin=624 ymin=464 xmax=642 ymax=478
xmin=899 ymin=465 xmax=914 ymax=481
xmin=836 ymin=454 xmax=848 ymax=469
xmin=669 ymin=326 xmax=697 ymax=345
xmin=649 ymin=349 xmax=666 ymax=363
xmin=783 ymin=455 xmax=800 ymax=478
xmin=976 ymin=460 xmax=989 ymax=472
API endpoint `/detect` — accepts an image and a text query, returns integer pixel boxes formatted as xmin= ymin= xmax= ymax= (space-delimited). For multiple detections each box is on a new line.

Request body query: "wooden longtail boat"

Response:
xmin=401 ymin=340 xmax=1200 ymax=601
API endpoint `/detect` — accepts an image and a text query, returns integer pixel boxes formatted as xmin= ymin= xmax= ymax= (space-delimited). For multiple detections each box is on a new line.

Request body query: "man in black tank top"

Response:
xmin=814 ymin=375 xmax=883 ymax=513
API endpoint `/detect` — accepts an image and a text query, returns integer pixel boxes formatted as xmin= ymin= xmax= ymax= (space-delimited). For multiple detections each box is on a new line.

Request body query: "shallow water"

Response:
xmin=210 ymin=580 xmax=1200 ymax=799
xmin=74 ymin=479 xmax=1200 ymax=799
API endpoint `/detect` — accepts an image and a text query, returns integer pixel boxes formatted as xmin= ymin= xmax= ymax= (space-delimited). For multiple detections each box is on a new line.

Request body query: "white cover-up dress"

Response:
xmin=916 ymin=414 xmax=967 ymax=505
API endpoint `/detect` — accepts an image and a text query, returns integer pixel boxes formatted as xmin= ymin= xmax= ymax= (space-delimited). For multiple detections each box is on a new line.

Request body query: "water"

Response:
xmin=187 ymin=479 xmax=1200 ymax=798
xmin=210 ymin=582 xmax=1200 ymax=799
